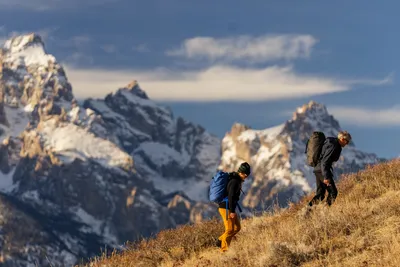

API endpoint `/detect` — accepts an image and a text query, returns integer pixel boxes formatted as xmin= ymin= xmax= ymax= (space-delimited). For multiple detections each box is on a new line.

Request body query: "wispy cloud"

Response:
xmin=132 ymin=44 xmax=150 ymax=53
xmin=328 ymin=105 xmax=400 ymax=127
xmin=63 ymin=64 xmax=391 ymax=101
xmin=101 ymin=44 xmax=117 ymax=54
xmin=64 ymin=53 xmax=94 ymax=67
xmin=166 ymin=34 xmax=318 ymax=63
xmin=59 ymin=35 xmax=92 ymax=49
xmin=344 ymin=72 xmax=395 ymax=86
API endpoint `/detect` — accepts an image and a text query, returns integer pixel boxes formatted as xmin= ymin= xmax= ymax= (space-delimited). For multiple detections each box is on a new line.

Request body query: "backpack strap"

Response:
xmin=305 ymin=139 xmax=309 ymax=153
xmin=223 ymin=196 xmax=228 ymax=220
xmin=222 ymin=196 xmax=242 ymax=219
xmin=237 ymin=203 xmax=242 ymax=213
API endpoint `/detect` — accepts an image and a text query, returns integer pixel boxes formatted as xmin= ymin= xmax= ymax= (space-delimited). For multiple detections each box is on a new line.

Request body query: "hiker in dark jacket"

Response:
xmin=308 ymin=131 xmax=352 ymax=207
xmin=216 ymin=162 xmax=250 ymax=252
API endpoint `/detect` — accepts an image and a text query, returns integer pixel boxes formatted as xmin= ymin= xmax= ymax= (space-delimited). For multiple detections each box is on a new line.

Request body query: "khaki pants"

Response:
xmin=218 ymin=208 xmax=241 ymax=251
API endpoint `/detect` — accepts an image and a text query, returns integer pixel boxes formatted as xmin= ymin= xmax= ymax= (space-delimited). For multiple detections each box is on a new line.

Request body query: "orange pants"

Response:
xmin=218 ymin=208 xmax=241 ymax=251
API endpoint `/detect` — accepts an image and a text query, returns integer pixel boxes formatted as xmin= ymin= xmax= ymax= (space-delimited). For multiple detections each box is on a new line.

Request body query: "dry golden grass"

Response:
xmin=80 ymin=159 xmax=400 ymax=267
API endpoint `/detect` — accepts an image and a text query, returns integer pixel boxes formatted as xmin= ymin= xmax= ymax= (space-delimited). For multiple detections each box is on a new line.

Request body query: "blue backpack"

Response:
xmin=209 ymin=171 xmax=230 ymax=203
xmin=209 ymin=171 xmax=243 ymax=219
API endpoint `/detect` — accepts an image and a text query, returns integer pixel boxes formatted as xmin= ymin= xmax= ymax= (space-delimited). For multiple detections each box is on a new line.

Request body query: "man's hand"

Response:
xmin=323 ymin=179 xmax=331 ymax=186
xmin=229 ymin=213 xmax=236 ymax=219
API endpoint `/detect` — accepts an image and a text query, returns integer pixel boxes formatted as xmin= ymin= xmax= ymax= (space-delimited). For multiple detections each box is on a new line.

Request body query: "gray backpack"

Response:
xmin=305 ymin=131 xmax=325 ymax=167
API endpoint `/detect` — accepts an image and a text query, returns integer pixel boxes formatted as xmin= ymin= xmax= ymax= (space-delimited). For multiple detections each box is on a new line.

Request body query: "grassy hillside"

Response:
xmin=80 ymin=159 xmax=400 ymax=267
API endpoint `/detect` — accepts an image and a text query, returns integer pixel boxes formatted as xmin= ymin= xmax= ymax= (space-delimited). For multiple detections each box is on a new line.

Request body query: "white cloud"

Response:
xmin=166 ymin=34 xmax=318 ymax=63
xmin=101 ymin=44 xmax=117 ymax=54
xmin=132 ymin=44 xmax=150 ymax=53
xmin=63 ymin=64 xmax=391 ymax=101
xmin=344 ymin=72 xmax=395 ymax=86
xmin=58 ymin=35 xmax=92 ymax=49
xmin=64 ymin=53 xmax=94 ymax=66
xmin=328 ymin=106 xmax=400 ymax=127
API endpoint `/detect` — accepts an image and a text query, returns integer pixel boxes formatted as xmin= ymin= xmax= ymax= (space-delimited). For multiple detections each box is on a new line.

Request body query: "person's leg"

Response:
xmin=308 ymin=171 xmax=327 ymax=206
xmin=232 ymin=213 xmax=241 ymax=237
xmin=326 ymin=178 xmax=338 ymax=206
xmin=218 ymin=208 xmax=234 ymax=251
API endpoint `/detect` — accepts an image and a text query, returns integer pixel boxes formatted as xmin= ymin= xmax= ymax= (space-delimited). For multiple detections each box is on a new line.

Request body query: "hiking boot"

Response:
xmin=216 ymin=239 xmax=222 ymax=248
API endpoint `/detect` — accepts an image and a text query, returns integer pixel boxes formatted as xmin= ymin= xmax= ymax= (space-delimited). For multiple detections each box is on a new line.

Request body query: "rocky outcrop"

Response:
xmin=83 ymin=81 xmax=221 ymax=200
xmin=219 ymin=101 xmax=380 ymax=211
xmin=0 ymin=33 xmax=221 ymax=266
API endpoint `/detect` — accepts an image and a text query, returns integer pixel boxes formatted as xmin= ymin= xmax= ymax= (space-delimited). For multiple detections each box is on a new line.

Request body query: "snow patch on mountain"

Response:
xmin=2 ymin=33 xmax=55 ymax=70
xmin=39 ymin=118 xmax=133 ymax=170
xmin=255 ymin=142 xmax=282 ymax=165
xmin=136 ymin=141 xmax=190 ymax=168
xmin=238 ymin=123 xmax=284 ymax=143
xmin=133 ymin=155 xmax=210 ymax=201
xmin=220 ymin=136 xmax=237 ymax=166
xmin=0 ymin=168 xmax=17 ymax=193
xmin=0 ymin=106 xmax=30 ymax=142
xmin=85 ymin=98 xmax=152 ymax=142
xmin=118 ymin=88 xmax=176 ymax=136
xmin=3 ymin=45 xmax=55 ymax=68
xmin=71 ymin=206 xmax=118 ymax=245
xmin=219 ymin=101 xmax=380 ymax=210
xmin=193 ymin=132 xmax=221 ymax=169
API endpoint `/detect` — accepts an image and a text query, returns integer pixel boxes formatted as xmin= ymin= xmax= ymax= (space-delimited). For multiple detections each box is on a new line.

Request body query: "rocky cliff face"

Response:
xmin=219 ymin=101 xmax=381 ymax=212
xmin=0 ymin=33 xmax=220 ymax=266
xmin=83 ymin=81 xmax=221 ymax=197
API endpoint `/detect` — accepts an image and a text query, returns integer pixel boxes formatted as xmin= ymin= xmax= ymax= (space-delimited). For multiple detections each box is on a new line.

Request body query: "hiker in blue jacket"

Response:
xmin=308 ymin=131 xmax=352 ymax=207
xmin=216 ymin=162 xmax=251 ymax=252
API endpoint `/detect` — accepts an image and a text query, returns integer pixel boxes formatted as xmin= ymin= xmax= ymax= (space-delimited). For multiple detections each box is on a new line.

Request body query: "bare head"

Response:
xmin=338 ymin=130 xmax=352 ymax=147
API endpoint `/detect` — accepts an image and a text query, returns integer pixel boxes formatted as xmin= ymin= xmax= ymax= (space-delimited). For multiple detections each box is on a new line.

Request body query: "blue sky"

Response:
xmin=0 ymin=0 xmax=399 ymax=158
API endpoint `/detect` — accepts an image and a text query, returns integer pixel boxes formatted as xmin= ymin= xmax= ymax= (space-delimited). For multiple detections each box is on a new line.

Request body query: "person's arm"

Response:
xmin=320 ymin=142 xmax=336 ymax=181
xmin=227 ymin=180 xmax=239 ymax=213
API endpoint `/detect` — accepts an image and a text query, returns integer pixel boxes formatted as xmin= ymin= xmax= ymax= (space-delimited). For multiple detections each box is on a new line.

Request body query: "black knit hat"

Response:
xmin=237 ymin=162 xmax=251 ymax=176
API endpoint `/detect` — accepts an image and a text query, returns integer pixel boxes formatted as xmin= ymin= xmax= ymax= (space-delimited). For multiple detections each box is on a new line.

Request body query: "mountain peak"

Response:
xmin=293 ymin=100 xmax=328 ymax=119
xmin=1 ymin=32 xmax=56 ymax=69
xmin=124 ymin=80 xmax=149 ymax=99
xmin=287 ymin=100 xmax=341 ymax=132
xmin=219 ymin=100 xmax=378 ymax=211
xmin=0 ymin=31 xmax=73 ymax=126
xmin=3 ymin=33 xmax=45 ymax=54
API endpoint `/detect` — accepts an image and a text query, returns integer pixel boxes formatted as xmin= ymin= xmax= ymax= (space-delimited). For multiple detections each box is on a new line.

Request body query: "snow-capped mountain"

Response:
xmin=0 ymin=33 xmax=221 ymax=266
xmin=219 ymin=101 xmax=381 ymax=211
xmin=83 ymin=81 xmax=221 ymax=201
xmin=0 ymin=33 xmax=383 ymax=266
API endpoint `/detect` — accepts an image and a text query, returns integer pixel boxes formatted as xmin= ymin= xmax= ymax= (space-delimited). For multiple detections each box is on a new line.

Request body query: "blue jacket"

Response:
xmin=314 ymin=137 xmax=342 ymax=180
